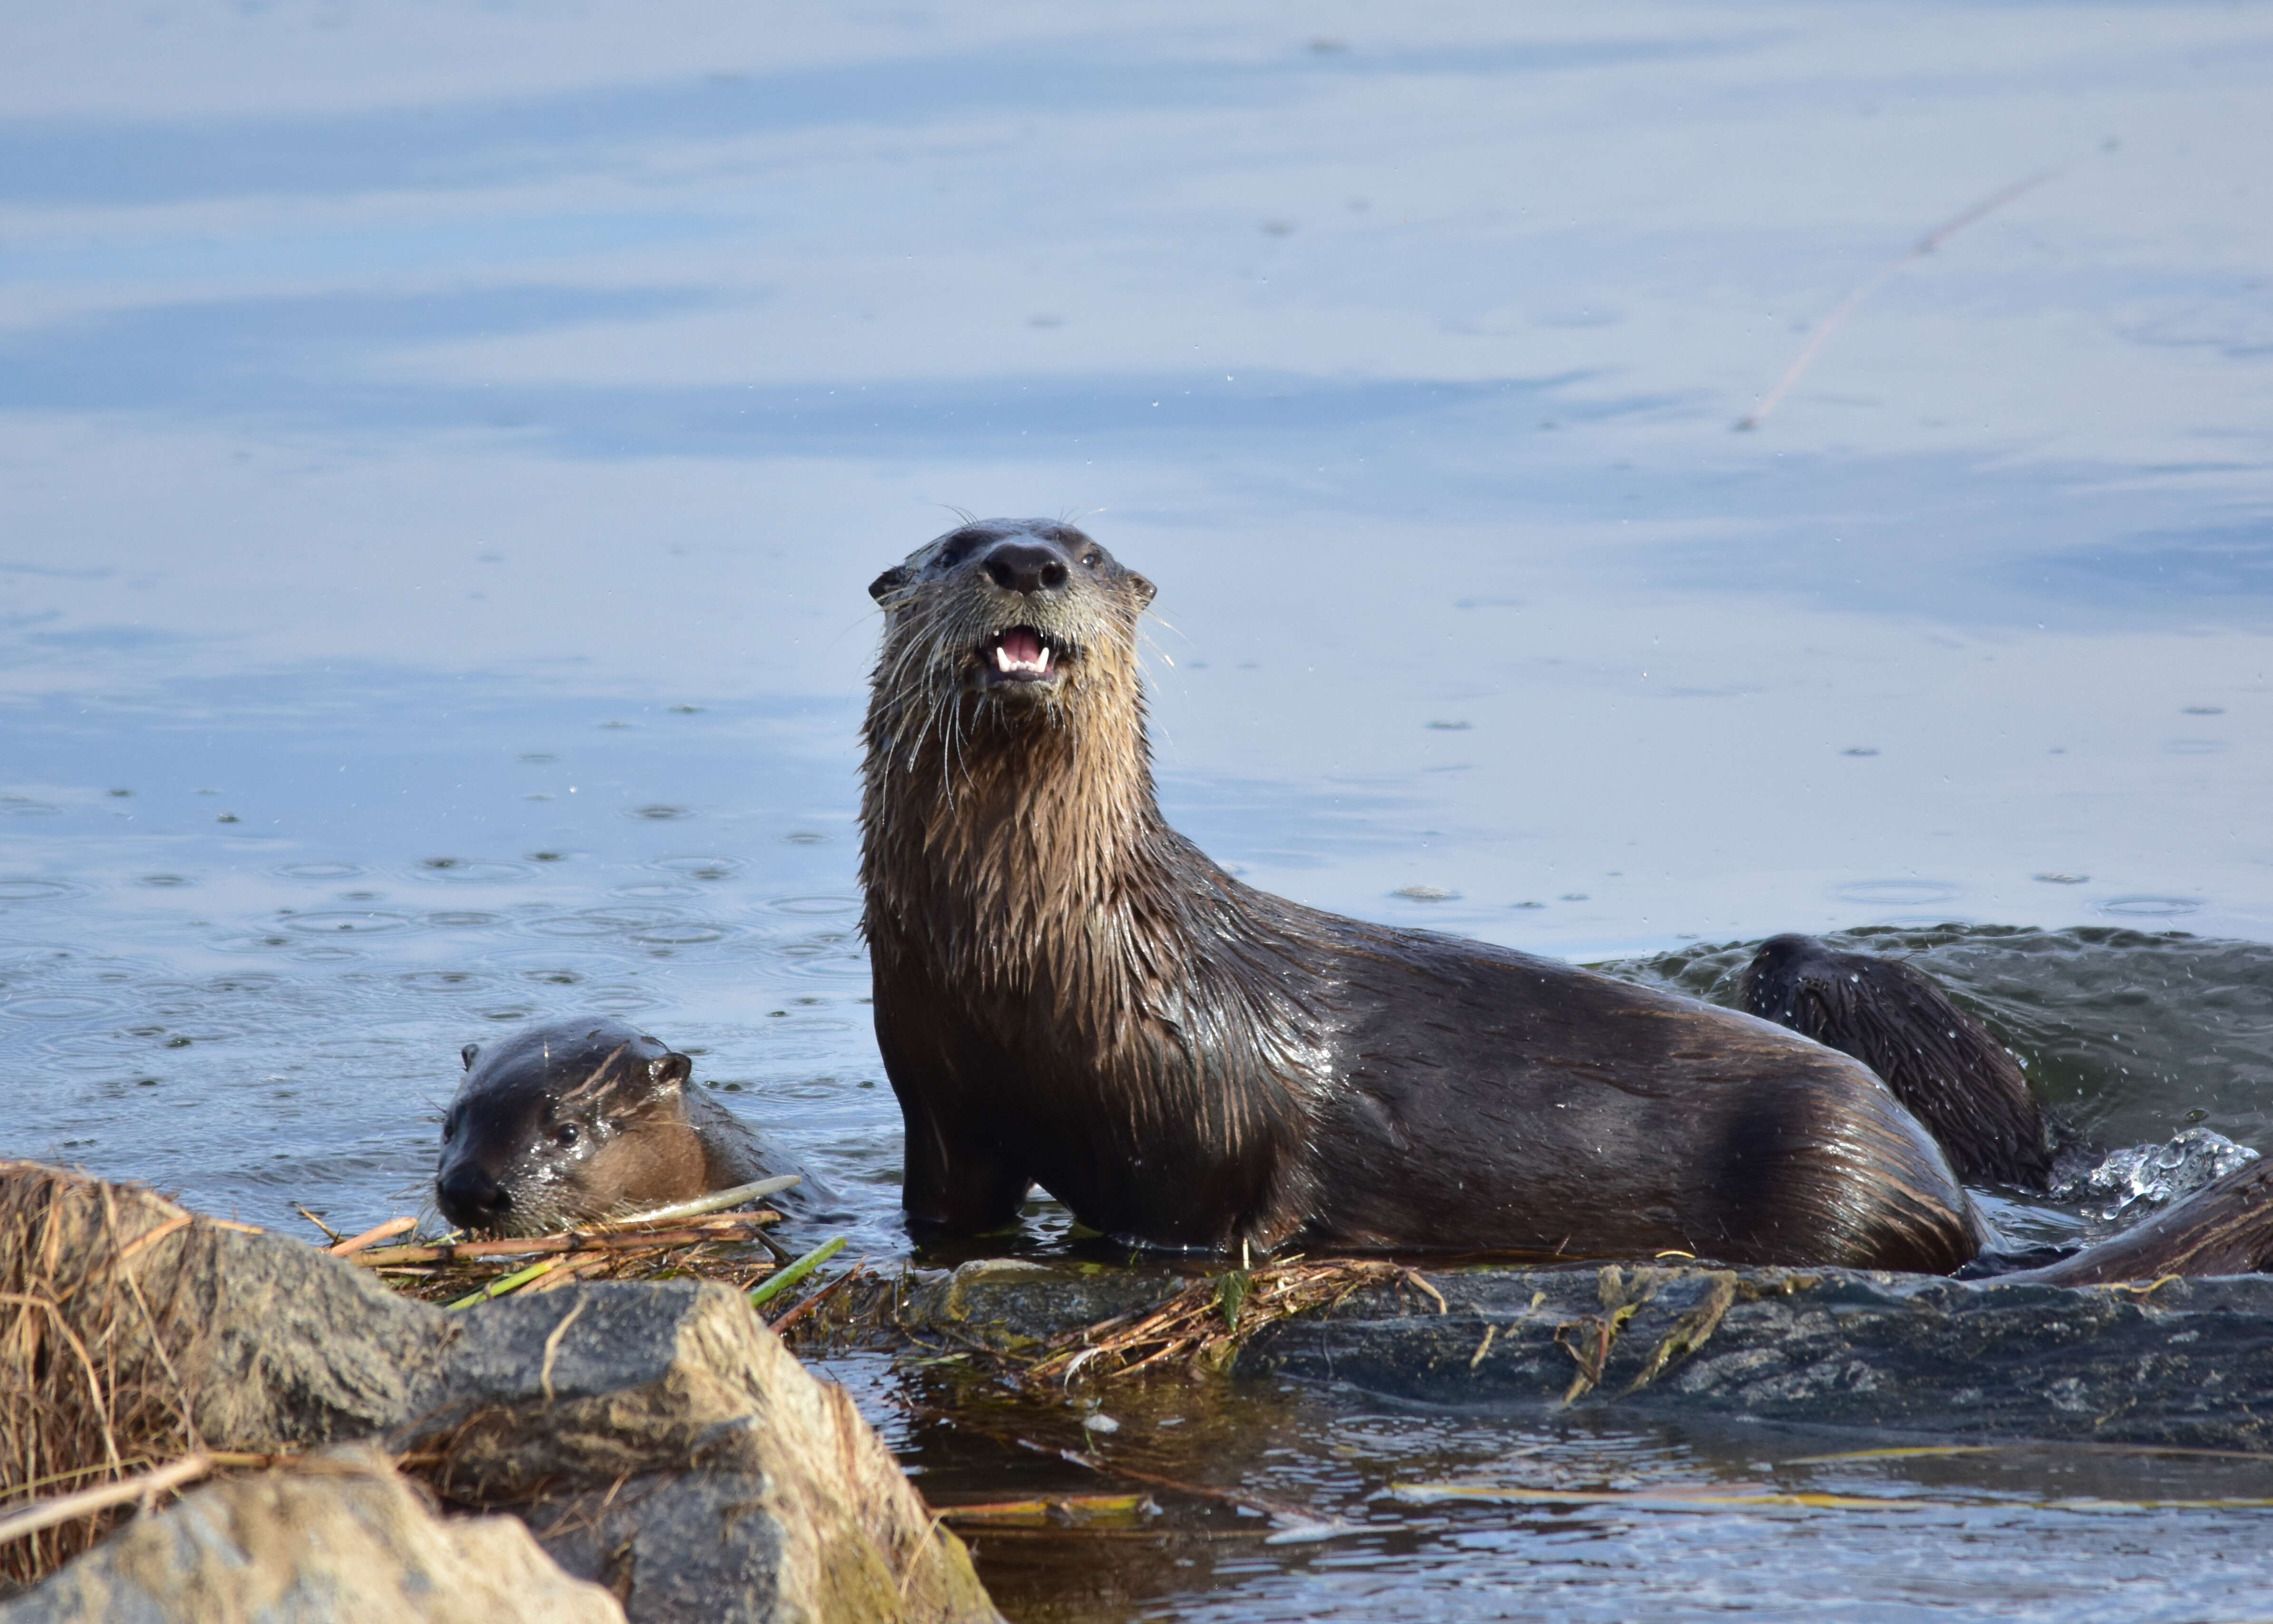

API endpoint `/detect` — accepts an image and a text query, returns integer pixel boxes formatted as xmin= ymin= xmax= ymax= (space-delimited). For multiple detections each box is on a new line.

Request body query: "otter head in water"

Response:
xmin=434 ymin=1017 xmax=770 ymax=1236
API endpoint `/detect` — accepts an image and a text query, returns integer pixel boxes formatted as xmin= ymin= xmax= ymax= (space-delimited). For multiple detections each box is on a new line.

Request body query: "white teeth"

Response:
xmin=990 ymin=639 xmax=1055 ymax=675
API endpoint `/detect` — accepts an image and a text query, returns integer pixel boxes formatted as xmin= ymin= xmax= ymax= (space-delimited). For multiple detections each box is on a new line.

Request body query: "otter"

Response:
xmin=434 ymin=1018 xmax=793 ymax=1236
xmin=858 ymin=519 xmax=2273 ymax=1279
xmin=862 ymin=520 xmax=1997 ymax=1268
xmin=1738 ymin=933 xmax=2051 ymax=1189
xmin=1733 ymin=934 xmax=2273 ymax=1282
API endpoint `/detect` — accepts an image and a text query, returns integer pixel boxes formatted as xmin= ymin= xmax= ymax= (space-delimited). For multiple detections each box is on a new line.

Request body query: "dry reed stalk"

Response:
xmin=329 ymin=1216 xmax=416 ymax=1256
xmin=0 ymin=1453 xmax=212 ymax=1550
xmin=1735 ymin=166 xmax=2064 ymax=431
xmin=1021 ymin=1258 xmax=1439 ymax=1390
xmin=934 ymin=1491 xmax=1150 ymax=1527
xmin=767 ymin=1263 xmax=869 ymax=1335
xmin=365 ymin=1209 xmax=792 ymax=1306
xmin=353 ymin=1211 xmax=779 ymax=1268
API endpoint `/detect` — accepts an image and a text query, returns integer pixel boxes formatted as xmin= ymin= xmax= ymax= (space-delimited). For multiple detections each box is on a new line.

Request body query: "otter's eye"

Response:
xmin=554 ymin=1123 xmax=579 ymax=1148
xmin=1081 ymin=552 xmax=1101 ymax=567
xmin=933 ymin=528 xmax=988 ymax=570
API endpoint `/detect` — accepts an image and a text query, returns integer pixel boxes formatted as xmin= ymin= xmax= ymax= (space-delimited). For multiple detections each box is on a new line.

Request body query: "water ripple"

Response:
xmin=764 ymin=894 xmax=862 ymax=916
xmin=2100 ymin=895 xmax=2204 ymax=918
xmin=1835 ymin=879 xmax=1962 ymax=906
xmin=409 ymin=858 xmax=537 ymax=884
xmin=278 ymin=909 xmax=417 ymax=935
xmin=0 ymin=878 xmax=90 ymax=903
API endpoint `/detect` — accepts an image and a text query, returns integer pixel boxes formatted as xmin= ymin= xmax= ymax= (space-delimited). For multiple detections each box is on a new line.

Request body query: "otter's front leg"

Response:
xmin=895 ymin=1089 xmax=1032 ymax=1232
xmin=874 ymin=1011 xmax=1031 ymax=1230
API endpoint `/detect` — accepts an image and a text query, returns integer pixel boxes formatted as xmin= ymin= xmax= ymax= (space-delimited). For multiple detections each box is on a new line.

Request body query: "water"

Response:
xmin=866 ymin=1364 xmax=2273 ymax=1624
xmin=5 ymin=2 xmax=2273 ymax=1616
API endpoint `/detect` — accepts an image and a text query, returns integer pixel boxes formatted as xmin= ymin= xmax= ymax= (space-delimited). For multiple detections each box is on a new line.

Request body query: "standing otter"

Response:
xmin=434 ymin=1018 xmax=790 ymax=1236
xmin=860 ymin=519 xmax=1997 ymax=1269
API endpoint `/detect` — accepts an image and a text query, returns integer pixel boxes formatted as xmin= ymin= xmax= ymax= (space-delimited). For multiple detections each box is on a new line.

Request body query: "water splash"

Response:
xmin=2052 ymin=1127 xmax=2261 ymax=1220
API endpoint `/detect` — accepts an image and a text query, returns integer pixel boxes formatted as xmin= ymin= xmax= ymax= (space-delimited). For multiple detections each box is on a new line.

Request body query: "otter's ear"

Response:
xmin=460 ymin=1043 xmax=479 ymax=1071
xmin=650 ymin=1051 xmax=692 ymax=1092
xmin=1127 ymin=572 xmax=1156 ymax=609
xmin=868 ymin=564 xmax=913 ymax=603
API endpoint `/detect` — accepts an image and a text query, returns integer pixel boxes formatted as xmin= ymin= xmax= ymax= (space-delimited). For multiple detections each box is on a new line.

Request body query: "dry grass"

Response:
xmin=0 ymin=1161 xmax=208 ymax=1588
xmin=349 ymin=1207 xmax=791 ymax=1306
xmin=1019 ymin=1258 xmax=1442 ymax=1390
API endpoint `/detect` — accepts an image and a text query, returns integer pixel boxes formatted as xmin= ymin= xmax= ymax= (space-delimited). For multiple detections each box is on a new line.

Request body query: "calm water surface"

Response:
xmin=4 ymin=3 xmax=2273 ymax=1617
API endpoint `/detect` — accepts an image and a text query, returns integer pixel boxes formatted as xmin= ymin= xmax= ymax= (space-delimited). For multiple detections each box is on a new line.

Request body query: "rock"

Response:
xmin=897 ymin=1258 xmax=1183 ymax=1352
xmin=0 ymin=1163 xmax=999 ymax=1624
xmin=1236 ymin=1263 xmax=2273 ymax=1450
xmin=0 ymin=1162 xmax=446 ymax=1462
xmin=873 ymin=1257 xmax=2273 ymax=1450
xmin=402 ymin=1282 xmax=1001 ymax=1622
xmin=0 ymin=1445 xmax=623 ymax=1624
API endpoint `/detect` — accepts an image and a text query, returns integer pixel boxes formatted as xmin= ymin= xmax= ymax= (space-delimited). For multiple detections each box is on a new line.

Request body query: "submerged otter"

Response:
xmin=859 ymin=519 xmax=2273 ymax=1279
xmin=1738 ymin=933 xmax=2051 ymax=1189
xmin=434 ymin=1018 xmax=792 ymax=1236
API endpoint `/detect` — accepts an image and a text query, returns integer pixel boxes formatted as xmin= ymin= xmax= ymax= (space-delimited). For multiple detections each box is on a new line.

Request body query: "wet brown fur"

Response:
xmin=435 ymin=1019 xmax=773 ymax=1236
xmin=2021 ymin=1154 xmax=2273 ymax=1283
xmin=860 ymin=520 xmax=1984 ymax=1268
xmin=1739 ymin=934 xmax=2052 ymax=1188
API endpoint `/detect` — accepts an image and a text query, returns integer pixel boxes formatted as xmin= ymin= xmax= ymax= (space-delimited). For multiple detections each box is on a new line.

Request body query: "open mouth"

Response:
xmin=979 ymin=626 xmax=1068 ymax=686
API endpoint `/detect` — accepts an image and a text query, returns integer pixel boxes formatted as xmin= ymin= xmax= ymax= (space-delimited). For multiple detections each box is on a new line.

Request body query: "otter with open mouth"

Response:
xmin=859 ymin=518 xmax=2273 ymax=1277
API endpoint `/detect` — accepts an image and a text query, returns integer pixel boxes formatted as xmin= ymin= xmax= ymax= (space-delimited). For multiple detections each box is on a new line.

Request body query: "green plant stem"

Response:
xmin=747 ymin=1237 xmax=847 ymax=1311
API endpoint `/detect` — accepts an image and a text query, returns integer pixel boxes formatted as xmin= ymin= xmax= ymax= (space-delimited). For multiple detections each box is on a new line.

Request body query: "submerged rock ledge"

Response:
xmin=885 ymin=1257 xmax=2273 ymax=1450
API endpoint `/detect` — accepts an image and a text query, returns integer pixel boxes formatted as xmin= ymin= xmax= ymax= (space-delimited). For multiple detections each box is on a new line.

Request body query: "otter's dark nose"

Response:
xmin=982 ymin=540 xmax=1067 ymax=596
xmin=436 ymin=1163 xmax=512 ymax=1229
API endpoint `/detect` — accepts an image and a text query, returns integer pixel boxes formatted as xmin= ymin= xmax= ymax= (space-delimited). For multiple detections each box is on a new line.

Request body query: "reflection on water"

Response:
xmin=6 ymin=1 xmax=2273 ymax=1617
xmin=832 ymin=1347 xmax=2273 ymax=1624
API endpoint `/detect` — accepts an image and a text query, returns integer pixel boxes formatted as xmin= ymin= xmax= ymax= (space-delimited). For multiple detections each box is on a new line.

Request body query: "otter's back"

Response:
xmin=1305 ymin=925 xmax=1981 ymax=1270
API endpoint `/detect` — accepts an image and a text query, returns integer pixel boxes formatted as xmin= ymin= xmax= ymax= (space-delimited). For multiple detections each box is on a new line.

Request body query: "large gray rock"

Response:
xmin=0 ymin=1445 xmax=623 ymax=1624
xmin=0 ymin=1164 xmax=998 ymax=1624
xmin=403 ymin=1282 xmax=1001 ymax=1623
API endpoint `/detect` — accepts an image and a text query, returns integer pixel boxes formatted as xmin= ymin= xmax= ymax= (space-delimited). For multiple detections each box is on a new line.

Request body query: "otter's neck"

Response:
xmin=860 ymin=674 xmax=1179 ymax=1009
